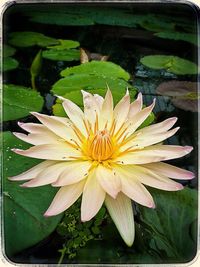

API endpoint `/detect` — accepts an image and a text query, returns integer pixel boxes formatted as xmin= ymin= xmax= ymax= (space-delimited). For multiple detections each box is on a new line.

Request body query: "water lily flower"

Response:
xmin=9 ymin=89 xmax=194 ymax=246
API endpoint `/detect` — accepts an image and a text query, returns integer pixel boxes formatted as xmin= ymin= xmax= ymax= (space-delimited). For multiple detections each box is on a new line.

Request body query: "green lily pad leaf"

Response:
xmin=3 ymin=131 xmax=62 ymax=256
xmin=139 ymin=16 xmax=175 ymax=32
xmin=140 ymin=55 xmax=198 ymax=75
xmin=155 ymin=32 xmax=197 ymax=46
xmin=30 ymin=12 xmax=94 ymax=26
xmin=42 ymin=49 xmax=80 ymax=61
xmin=52 ymin=73 xmax=136 ymax=96
xmin=3 ymin=84 xmax=44 ymax=121
xmin=3 ymin=57 xmax=19 ymax=72
xmin=139 ymin=187 xmax=197 ymax=262
xmin=9 ymin=31 xmax=58 ymax=47
xmin=61 ymin=61 xmax=130 ymax=80
xmin=3 ymin=45 xmax=16 ymax=57
xmin=47 ymin=39 xmax=80 ymax=50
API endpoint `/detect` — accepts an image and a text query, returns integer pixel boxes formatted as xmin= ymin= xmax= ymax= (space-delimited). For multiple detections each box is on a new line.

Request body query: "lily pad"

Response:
xmin=9 ymin=31 xmax=58 ymax=47
xmin=155 ymin=32 xmax=197 ymax=46
xmin=3 ymin=45 xmax=16 ymax=57
xmin=3 ymin=84 xmax=44 ymax=121
xmin=47 ymin=39 xmax=80 ymax=50
xmin=140 ymin=55 xmax=198 ymax=75
xmin=3 ymin=131 xmax=62 ymax=256
xmin=3 ymin=57 xmax=19 ymax=72
xmin=61 ymin=60 xmax=130 ymax=80
xmin=52 ymin=73 xmax=136 ymax=96
xmin=139 ymin=187 xmax=197 ymax=262
xmin=42 ymin=49 xmax=80 ymax=61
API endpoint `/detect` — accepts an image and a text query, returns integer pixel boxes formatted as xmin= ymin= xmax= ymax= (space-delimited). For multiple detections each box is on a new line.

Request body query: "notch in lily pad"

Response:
xmin=140 ymin=55 xmax=198 ymax=75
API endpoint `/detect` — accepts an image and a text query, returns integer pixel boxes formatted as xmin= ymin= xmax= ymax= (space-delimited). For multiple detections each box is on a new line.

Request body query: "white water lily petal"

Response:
xmin=128 ymin=92 xmax=143 ymax=119
xmin=143 ymin=162 xmax=195 ymax=180
xmin=44 ymin=180 xmax=85 ymax=216
xmin=12 ymin=143 xmax=83 ymax=161
xmin=8 ymin=160 xmax=56 ymax=181
xmin=125 ymin=99 xmax=155 ymax=136
xmin=62 ymin=98 xmax=87 ymax=136
xmin=105 ymin=192 xmax=135 ymax=247
xmin=96 ymin=164 xmax=121 ymax=198
xmin=20 ymin=162 xmax=74 ymax=187
xmin=81 ymin=90 xmax=101 ymax=127
xmin=31 ymin=112 xmax=80 ymax=145
xmin=126 ymin=165 xmax=184 ymax=191
xmin=81 ymin=170 xmax=106 ymax=221
xmin=116 ymin=145 xmax=193 ymax=164
xmin=18 ymin=122 xmax=48 ymax=133
xmin=94 ymin=94 xmax=104 ymax=109
xmin=12 ymin=132 xmax=62 ymax=145
xmin=121 ymin=127 xmax=180 ymax=150
xmin=114 ymin=165 xmax=155 ymax=208
xmin=99 ymin=88 xmax=113 ymax=130
xmin=136 ymin=117 xmax=178 ymax=135
xmin=113 ymin=91 xmax=130 ymax=133
xmin=53 ymin=161 xmax=91 ymax=186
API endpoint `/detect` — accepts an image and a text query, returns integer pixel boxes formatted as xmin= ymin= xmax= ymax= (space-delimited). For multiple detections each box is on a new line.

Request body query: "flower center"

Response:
xmin=86 ymin=129 xmax=114 ymax=161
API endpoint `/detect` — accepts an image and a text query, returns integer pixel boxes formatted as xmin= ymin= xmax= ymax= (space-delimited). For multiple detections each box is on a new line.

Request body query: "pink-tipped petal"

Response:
xmin=128 ymin=92 xmax=143 ymax=118
xmin=143 ymin=162 xmax=195 ymax=180
xmin=99 ymin=88 xmax=113 ymax=129
xmin=62 ymin=99 xmax=87 ymax=136
xmin=105 ymin=192 xmax=135 ymax=247
xmin=8 ymin=160 xmax=56 ymax=181
xmin=11 ymin=144 xmax=82 ymax=161
xmin=116 ymin=145 xmax=193 ymax=165
xmin=44 ymin=180 xmax=85 ymax=217
xmin=113 ymin=92 xmax=130 ymax=133
xmin=81 ymin=170 xmax=106 ymax=221
xmin=115 ymin=166 xmax=155 ymax=208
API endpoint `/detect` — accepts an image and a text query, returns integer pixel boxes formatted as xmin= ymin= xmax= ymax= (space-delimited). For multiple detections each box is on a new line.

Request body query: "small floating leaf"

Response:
xmin=47 ymin=39 xmax=80 ymax=50
xmin=3 ymin=45 xmax=16 ymax=57
xmin=42 ymin=49 xmax=80 ymax=61
xmin=61 ymin=60 xmax=130 ymax=80
xmin=9 ymin=31 xmax=58 ymax=47
xmin=3 ymin=84 xmax=44 ymax=121
xmin=140 ymin=55 xmax=198 ymax=75
xmin=155 ymin=32 xmax=197 ymax=46
xmin=3 ymin=57 xmax=19 ymax=72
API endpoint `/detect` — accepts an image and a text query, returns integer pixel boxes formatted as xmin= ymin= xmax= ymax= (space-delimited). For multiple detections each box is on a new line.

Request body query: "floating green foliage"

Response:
xmin=139 ymin=187 xmax=197 ymax=262
xmin=57 ymin=200 xmax=107 ymax=262
xmin=3 ymin=45 xmax=16 ymax=57
xmin=140 ymin=55 xmax=198 ymax=75
xmin=47 ymin=39 xmax=80 ymax=50
xmin=155 ymin=32 xmax=197 ymax=46
xmin=61 ymin=61 xmax=130 ymax=80
xmin=3 ymin=57 xmax=19 ymax=72
xmin=52 ymin=73 xmax=136 ymax=96
xmin=2 ymin=132 xmax=62 ymax=256
xmin=42 ymin=49 xmax=80 ymax=61
xmin=9 ymin=31 xmax=58 ymax=47
xmin=27 ymin=6 xmax=139 ymax=27
xmin=139 ymin=16 xmax=175 ymax=32
xmin=3 ymin=84 xmax=44 ymax=121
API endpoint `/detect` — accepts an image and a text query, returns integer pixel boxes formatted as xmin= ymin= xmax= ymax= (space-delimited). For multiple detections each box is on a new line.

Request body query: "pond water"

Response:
xmin=2 ymin=2 xmax=199 ymax=265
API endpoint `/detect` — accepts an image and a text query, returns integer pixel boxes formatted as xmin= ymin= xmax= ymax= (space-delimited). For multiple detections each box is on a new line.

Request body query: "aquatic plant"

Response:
xmin=9 ymin=89 xmax=194 ymax=246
